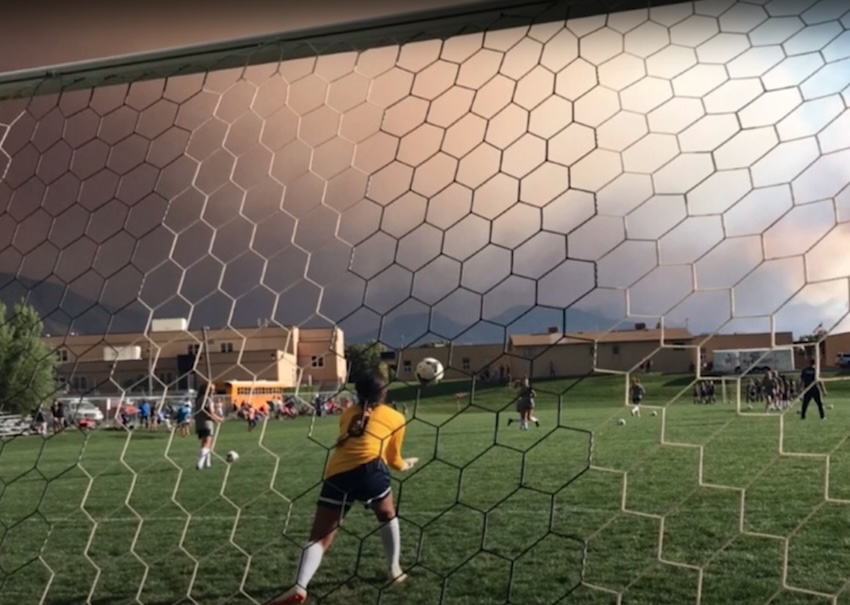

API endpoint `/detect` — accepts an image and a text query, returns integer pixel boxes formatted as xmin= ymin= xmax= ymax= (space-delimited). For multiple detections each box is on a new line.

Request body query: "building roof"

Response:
xmin=510 ymin=328 xmax=694 ymax=348
xmin=42 ymin=324 xmax=309 ymax=345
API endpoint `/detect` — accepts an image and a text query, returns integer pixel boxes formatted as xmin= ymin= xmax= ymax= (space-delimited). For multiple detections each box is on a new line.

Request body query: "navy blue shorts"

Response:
xmin=318 ymin=459 xmax=392 ymax=511
xmin=196 ymin=425 xmax=214 ymax=440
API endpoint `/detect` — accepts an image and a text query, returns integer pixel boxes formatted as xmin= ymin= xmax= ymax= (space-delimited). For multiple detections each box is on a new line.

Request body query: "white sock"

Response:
xmin=294 ymin=542 xmax=325 ymax=589
xmin=380 ymin=517 xmax=403 ymax=578
xmin=198 ymin=447 xmax=210 ymax=469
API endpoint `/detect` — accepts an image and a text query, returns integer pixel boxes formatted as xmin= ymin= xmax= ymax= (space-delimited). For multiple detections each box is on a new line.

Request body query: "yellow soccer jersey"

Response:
xmin=324 ymin=404 xmax=407 ymax=479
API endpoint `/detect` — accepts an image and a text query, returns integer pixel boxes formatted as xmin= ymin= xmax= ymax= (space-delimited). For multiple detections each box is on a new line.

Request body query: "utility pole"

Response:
xmin=147 ymin=343 xmax=153 ymax=397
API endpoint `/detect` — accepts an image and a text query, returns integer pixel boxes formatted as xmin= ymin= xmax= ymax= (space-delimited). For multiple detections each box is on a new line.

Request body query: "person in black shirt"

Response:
xmin=800 ymin=359 xmax=825 ymax=420
xmin=33 ymin=405 xmax=47 ymax=435
xmin=50 ymin=400 xmax=65 ymax=434
xmin=629 ymin=378 xmax=646 ymax=417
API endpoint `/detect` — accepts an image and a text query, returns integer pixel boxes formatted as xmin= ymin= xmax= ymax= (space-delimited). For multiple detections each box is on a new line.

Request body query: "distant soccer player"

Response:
xmin=176 ymin=401 xmax=191 ymax=437
xmin=195 ymin=385 xmax=223 ymax=470
xmin=692 ymin=383 xmax=701 ymax=404
xmin=629 ymin=377 xmax=645 ymax=417
xmin=50 ymin=400 xmax=65 ymax=434
xmin=513 ymin=377 xmax=538 ymax=430
xmin=762 ymin=372 xmax=777 ymax=412
xmin=800 ymin=359 xmax=826 ymax=420
xmin=32 ymin=405 xmax=47 ymax=436
xmin=270 ymin=371 xmax=418 ymax=605
xmin=506 ymin=378 xmax=539 ymax=428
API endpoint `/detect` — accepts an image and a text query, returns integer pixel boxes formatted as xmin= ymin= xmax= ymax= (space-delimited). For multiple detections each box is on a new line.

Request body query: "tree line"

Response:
xmin=0 ymin=301 xmax=57 ymax=415
xmin=343 ymin=340 xmax=389 ymax=383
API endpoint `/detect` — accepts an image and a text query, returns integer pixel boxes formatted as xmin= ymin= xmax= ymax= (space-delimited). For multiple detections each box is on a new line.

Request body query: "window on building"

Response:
xmin=70 ymin=376 xmax=88 ymax=392
xmin=311 ymin=355 xmax=325 ymax=368
xmin=402 ymin=360 xmax=411 ymax=373
xmin=612 ymin=345 xmax=620 ymax=355
xmin=220 ymin=342 xmax=234 ymax=353
xmin=188 ymin=344 xmax=200 ymax=355
xmin=462 ymin=357 xmax=470 ymax=371
xmin=55 ymin=349 xmax=69 ymax=363
xmin=522 ymin=347 xmax=534 ymax=358
xmin=157 ymin=372 xmax=174 ymax=385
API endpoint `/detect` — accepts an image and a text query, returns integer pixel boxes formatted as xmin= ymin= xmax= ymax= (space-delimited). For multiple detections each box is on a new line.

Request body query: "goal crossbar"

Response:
xmin=0 ymin=0 xmax=689 ymax=100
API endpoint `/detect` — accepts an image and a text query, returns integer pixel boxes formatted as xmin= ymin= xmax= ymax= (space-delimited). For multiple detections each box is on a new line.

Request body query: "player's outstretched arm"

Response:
xmin=386 ymin=422 xmax=417 ymax=471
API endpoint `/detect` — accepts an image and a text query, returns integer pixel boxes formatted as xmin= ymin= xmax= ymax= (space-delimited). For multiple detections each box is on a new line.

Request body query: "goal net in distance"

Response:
xmin=2 ymin=0 xmax=850 ymax=604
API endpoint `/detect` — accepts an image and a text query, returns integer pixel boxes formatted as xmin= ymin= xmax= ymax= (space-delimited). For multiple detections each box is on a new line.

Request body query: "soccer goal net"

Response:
xmin=2 ymin=1 xmax=850 ymax=604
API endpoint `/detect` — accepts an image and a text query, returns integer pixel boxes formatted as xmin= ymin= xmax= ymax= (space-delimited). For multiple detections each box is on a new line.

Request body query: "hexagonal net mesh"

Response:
xmin=2 ymin=0 xmax=850 ymax=603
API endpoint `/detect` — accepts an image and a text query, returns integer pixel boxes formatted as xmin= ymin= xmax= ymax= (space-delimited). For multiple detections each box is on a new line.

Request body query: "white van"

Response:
xmin=65 ymin=400 xmax=105 ymax=424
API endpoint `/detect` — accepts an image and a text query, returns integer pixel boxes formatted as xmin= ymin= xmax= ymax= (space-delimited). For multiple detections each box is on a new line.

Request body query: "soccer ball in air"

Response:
xmin=416 ymin=357 xmax=445 ymax=385
xmin=226 ymin=451 xmax=240 ymax=463
xmin=617 ymin=418 xmax=626 ymax=426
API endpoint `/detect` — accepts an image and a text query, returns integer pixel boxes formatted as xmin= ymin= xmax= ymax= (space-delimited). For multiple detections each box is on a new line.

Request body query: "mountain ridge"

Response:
xmin=0 ymin=274 xmax=622 ymax=345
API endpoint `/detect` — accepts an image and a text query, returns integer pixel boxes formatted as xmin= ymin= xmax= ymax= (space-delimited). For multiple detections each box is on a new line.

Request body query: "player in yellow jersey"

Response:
xmin=270 ymin=371 xmax=418 ymax=605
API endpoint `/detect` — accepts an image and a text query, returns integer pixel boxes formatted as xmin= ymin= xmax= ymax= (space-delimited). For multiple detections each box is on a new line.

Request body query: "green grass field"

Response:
xmin=3 ymin=373 xmax=850 ymax=605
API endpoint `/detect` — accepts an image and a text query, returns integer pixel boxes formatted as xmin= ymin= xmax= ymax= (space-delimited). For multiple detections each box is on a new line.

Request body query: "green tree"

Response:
xmin=0 ymin=301 xmax=57 ymax=414
xmin=344 ymin=340 xmax=387 ymax=383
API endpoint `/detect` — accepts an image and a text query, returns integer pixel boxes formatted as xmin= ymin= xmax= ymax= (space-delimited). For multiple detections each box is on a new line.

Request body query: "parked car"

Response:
xmin=837 ymin=353 xmax=850 ymax=369
xmin=65 ymin=400 xmax=105 ymax=425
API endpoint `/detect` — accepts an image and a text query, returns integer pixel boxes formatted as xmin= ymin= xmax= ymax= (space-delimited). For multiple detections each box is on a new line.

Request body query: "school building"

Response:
xmin=45 ymin=320 xmax=346 ymax=395
xmin=391 ymin=325 xmax=798 ymax=381
xmin=824 ymin=331 xmax=850 ymax=367
xmin=47 ymin=316 xmax=850 ymax=395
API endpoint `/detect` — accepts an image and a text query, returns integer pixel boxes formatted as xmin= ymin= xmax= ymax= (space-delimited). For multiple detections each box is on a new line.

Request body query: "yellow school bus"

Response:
xmin=214 ymin=380 xmax=287 ymax=410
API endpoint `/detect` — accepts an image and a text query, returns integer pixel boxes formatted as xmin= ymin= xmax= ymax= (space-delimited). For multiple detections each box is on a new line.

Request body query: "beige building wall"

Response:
xmin=824 ymin=332 xmax=850 ymax=368
xmin=698 ymin=332 xmax=794 ymax=359
xmin=47 ymin=320 xmax=832 ymax=395
xmin=395 ymin=336 xmax=696 ymax=381
xmin=395 ymin=343 xmax=506 ymax=381
xmin=45 ymin=325 xmax=300 ymax=361
xmin=46 ymin=324 xmax=343 ymax=394
xmin=278 ymin=353 xmax=301 ymax=386
xmin=58 ymin=350 xmax=290 ymax=394
xmin=295 ymin=326 xmax=347 ymax=386
xmin=507 ymin=328 xmax=697 ymax=378
xmin=594 ymin=341 xmax=695 ymax=374
xmin=507 ymin=344 xmax=593 ymax=379
xmin=507 ymin=341 xmax=695 ymax=379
